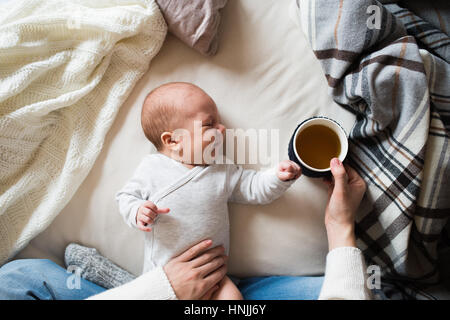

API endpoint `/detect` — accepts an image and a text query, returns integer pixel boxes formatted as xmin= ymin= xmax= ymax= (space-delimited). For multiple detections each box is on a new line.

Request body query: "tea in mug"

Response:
xmin=295 ymin=124 xmax=341 ymax=169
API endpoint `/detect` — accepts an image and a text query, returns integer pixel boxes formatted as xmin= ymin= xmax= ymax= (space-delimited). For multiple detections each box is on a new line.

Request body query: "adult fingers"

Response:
xmin=344 ymin=164 xmax=359 ymax=182
xmin=190 ymin=245 xmax=225 ymax=268
xmin=197 ymin=255 xmax=228 ymax=277
xmin=203 ymin=265 xmax=228 ymax=290
xmin=175 ymin=239 xmax=213 ymax=262
xmin=322 ymin=175 xmax=333 ymax=196
xmin=199 ymin=285 xmax=219 ymax=300
xmin=330 ymin=158 xmax=348 ymax=195
xmin=322 ymin=176 xmax=333 ymax=186
xmin=344 ymin=165 xmax=367 ymax=190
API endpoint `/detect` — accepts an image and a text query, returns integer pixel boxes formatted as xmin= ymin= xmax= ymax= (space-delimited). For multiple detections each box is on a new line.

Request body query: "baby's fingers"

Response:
xmin=142 ymin=205 xmax=169 ymax=215
xmin=141 ymin=207 xmax=153 ymax=215
xmin=156 ymin=207 xmax=170 ymax=214
xmin=278 ymin=170 xmax=295 ymax=181
xmin=142 ymin=201 xmax=158 ymax=211
xmin=279 ymin=161 xmax=301 ymax=177
xmin=141 ymin=208 xmax=157 ymax=220
xmin=278 ymin=160 xmax=293 ymax=171
xmin=291 ymin=163 xmax=302 ymax=177
xmin=139 ymin=215 xmax=154 ymax=225
xmin=137 ymin=220 xmax=152 ymax=232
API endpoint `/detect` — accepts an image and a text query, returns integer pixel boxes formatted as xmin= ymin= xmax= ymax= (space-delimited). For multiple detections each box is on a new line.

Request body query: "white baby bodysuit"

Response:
xmin=116 ymin=153 xmax=294 ymax=274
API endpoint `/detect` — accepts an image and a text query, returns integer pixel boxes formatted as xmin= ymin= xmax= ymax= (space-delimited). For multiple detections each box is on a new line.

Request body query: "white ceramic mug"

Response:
xmin=288 ymin=116 xmax=348 ymax=178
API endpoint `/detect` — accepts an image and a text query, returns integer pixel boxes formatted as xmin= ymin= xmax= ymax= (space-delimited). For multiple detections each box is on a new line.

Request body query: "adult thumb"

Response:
xmin=330 ymin=158 xmax=348 ymax=193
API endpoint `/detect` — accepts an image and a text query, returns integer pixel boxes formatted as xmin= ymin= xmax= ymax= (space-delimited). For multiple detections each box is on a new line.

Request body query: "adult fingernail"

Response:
xmin=331 ymin=158 xmax=341 ymax=167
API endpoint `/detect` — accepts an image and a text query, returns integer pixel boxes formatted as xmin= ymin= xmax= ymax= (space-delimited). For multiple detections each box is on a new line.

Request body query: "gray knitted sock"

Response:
xmin=64 ymin=243 xmax=136 ymax=289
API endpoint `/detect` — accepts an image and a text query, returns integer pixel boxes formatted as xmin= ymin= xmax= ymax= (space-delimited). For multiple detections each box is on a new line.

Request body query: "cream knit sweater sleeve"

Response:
xmin=319 ymin=247 xmax=372 ymax=300
xmin=88 ymin=246 xmax=371 ymax=300
xmin=88 ymin=266 xmax=177 ymax=300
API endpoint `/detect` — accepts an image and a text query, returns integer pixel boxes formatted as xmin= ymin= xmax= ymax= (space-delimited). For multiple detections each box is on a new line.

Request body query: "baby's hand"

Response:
xmin=277 ymin=160 xmax=302 ymax=181
xmin=136 ymin=201 xmax=170 ymax=232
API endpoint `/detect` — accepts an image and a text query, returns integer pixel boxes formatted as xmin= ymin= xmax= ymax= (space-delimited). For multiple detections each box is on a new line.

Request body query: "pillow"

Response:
xmin=156 ymin=0 xmax=228 ymax=55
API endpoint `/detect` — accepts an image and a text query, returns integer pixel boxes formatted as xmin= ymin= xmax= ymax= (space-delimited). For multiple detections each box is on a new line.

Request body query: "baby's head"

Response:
xmin=141 ymin=82 xmax=225 ymax=165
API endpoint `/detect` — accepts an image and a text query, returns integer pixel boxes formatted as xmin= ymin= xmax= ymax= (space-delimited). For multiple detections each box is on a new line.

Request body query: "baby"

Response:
xmin=116 ymin=82 xmax=301 ymax=299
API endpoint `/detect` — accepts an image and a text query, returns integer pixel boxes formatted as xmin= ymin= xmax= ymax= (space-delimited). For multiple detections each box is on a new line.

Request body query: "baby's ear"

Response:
xmin=160 ymin=131 xmax=173 ymax=148
xmin=161 ymin=131 xmax=185 ymax=154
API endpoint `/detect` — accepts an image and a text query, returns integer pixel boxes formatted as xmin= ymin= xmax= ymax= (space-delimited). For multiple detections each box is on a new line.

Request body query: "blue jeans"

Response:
xmin=0 ymin=259 xmax=324 ymax=300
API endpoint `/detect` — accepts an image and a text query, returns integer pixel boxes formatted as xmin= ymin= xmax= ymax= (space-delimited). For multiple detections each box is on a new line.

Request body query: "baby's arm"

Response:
xmin=228 ymin=160 xmax=301 ymax=205
xmin=115 ymin=159 xmax=152 ymax=228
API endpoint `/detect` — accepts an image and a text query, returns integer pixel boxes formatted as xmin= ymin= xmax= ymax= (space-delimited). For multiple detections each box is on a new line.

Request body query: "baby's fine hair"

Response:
xmin=141 ymin=82 xmax=201 ymax=150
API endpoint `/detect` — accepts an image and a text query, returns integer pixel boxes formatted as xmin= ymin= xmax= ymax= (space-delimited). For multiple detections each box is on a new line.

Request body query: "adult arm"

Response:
xmin=318 ymin=158 xmax=372 ymax=300
xmin=88 ymin=240 xmax=227 ymax=300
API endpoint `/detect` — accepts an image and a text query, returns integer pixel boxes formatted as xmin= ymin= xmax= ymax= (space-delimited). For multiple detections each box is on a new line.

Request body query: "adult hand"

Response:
xmin=163 ymin=239 xmax=228 ymax=300
xmin=322 ymin=158 xmax=367 ymax=251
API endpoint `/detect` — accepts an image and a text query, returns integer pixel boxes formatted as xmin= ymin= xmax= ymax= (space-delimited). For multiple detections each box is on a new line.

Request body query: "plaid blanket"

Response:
xmin=297 ymin=0 xmax=450 ymax=298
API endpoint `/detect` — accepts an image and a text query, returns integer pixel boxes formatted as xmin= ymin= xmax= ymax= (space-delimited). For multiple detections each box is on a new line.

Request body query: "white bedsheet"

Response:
xmin=16 ymin=0 xmax=356 ymax=278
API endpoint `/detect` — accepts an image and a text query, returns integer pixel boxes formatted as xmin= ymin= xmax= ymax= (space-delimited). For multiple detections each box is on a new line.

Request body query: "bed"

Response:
xmin=14 ymin=0 xmax=357 ymax=278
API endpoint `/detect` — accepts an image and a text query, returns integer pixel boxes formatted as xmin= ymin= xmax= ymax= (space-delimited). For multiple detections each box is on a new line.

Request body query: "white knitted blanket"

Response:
xmin=0 ymin=0 xmax=167 ymax=265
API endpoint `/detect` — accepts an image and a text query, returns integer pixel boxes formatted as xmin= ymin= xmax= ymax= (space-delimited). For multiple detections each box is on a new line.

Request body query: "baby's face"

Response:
xmin=171 ymin=90 xmax=225 ymax=165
